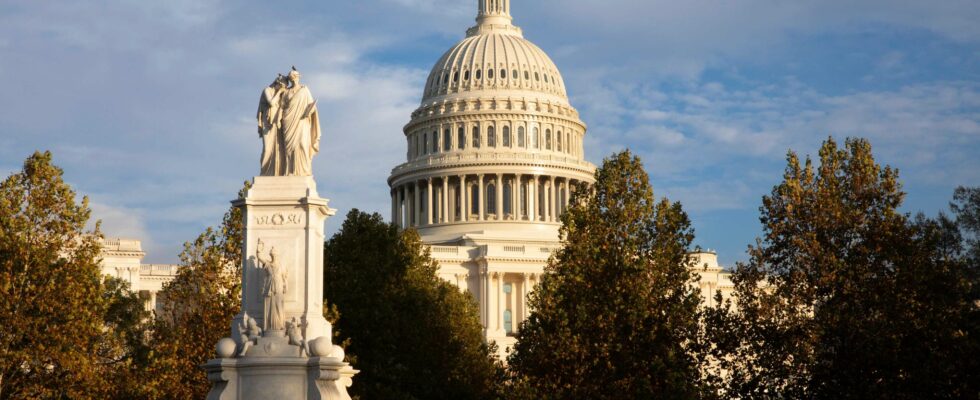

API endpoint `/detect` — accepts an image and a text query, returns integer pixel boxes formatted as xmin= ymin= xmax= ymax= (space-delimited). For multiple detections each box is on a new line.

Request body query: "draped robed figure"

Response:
xmin=279 ymin=69 xmax=321 ymax=176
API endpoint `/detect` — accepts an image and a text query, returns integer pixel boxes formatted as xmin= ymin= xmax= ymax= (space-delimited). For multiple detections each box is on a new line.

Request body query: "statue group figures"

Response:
xmin=257 ymin=67 xmax=321 ymax=177
xmin=256 ymin=239 xmax=288 ymax=333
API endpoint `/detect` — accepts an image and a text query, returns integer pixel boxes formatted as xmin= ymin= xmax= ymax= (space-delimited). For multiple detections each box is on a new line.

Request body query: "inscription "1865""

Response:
xmin=255 ymin=213 xmax=303 ymax=226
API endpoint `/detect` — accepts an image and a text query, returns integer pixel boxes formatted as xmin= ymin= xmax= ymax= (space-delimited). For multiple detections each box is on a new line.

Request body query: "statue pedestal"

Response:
xmin=204 ymin=176 xmax=355 ymax=399
xmin=204 ymin=356 xmax=355 ymax=400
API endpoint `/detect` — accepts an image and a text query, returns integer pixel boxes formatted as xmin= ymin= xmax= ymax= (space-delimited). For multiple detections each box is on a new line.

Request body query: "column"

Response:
xmin=459 ymin=175 xmax=468 ymax=222
xmin=515 ymin=174 xmax=523 ymax=220
xmin=426 ymin=178 xmax=434 ymax=225
xmin=564 ymin=179 xmax=571 ymax=212
xmin=400 ymin=185 xmax=407 ymax=228
xmin=550 ymin=176 xmax=557 ymax=222
xmin=482 ymin=268 xmax=491 ymax=332
xmin=391 ymin=190 xmax=397 ymax=224
xmin=477 ymin=174 xmax=485 ymax=221
xmin=521 ymin=273 xmax=530 ymax=323
xmin=495 ymin=173 xmax=504 ymax=220
xmin=442 ymin=177 xmax=449 ymax=224
xmin=543 ymin=178 xmax=551 ymax=222
xmin=413 ymin=181 xmax=421 ymax=227
xmin=530 ymin=175 xmax=539 ymax=221
xmin=496 ymin=272 xmax=504 ymax=333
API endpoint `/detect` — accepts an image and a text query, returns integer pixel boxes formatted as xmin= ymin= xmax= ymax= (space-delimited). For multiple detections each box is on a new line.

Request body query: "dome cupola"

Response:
xmin=389 ymin=0 xmax=596 ymax=240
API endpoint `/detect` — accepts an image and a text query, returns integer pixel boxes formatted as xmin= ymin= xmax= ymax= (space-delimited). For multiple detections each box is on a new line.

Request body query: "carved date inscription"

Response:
xmin=255 ymin=212 xmax=303 ymax=226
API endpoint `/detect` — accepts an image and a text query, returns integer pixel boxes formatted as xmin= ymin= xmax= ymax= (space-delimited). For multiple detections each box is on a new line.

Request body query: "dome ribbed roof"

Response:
xmin=421 ymin=9 xmax=567 ymax=102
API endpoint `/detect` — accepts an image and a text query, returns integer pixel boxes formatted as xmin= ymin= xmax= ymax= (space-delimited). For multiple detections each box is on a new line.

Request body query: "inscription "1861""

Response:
xmin=255 ymin=213 xmax=303 ymax=226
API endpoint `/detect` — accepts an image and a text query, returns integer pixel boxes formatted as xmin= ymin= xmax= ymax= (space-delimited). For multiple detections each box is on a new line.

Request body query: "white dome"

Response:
xmin=422 ymin=30 xmax=568 ymax=101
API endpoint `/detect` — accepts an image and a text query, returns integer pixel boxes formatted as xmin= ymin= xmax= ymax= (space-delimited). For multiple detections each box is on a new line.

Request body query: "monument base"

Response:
xmin=204 ymin=356 xmax=356 ymax=400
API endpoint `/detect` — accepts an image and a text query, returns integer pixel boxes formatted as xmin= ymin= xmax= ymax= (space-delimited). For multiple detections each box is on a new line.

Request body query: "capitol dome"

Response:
xmin=389 ymin=0 xmax=595 ymax=242
xmin=422 ymin=27 xmax=568 ymax=102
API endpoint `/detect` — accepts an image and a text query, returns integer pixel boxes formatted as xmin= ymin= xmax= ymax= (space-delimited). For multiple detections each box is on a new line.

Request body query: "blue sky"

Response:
xmin=1 ymin=0 xmax=978 ymax=265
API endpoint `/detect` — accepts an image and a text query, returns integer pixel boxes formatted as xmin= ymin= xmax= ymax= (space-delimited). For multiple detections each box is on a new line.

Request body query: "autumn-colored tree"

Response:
xmin=507 ymin=150 xmax=708 ymax=399
xmin=324 ymin=210 xmax=504 ymax=400
xmin=706 ymin=138 xmax=979 ymax=399
xmin=136 ymin=183 xmax=247 ymax=399
xmin=0 ymin=151 xmax=144 ymax=399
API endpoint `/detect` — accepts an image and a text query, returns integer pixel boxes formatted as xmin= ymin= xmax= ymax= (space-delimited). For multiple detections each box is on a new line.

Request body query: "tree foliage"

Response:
xmin=508 ymin=150 xmax=707 ymax=399
xmin=324 ymin=210 xmax=504 ymax=400
xmin=0 ymin=151 xmax=148 ymax=399
xmin=135 ymin=183 xmax=247 ymax=399
xmin=707 ymin=138 xmax=979 ymax=399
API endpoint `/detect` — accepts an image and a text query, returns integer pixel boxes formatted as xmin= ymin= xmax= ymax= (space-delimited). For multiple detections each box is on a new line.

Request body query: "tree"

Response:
xmin=707 ymin=138 xmax=979 ymax=399
xmin=136 ymin=183 xmax=247 ymax=399
xmin=952 ymin=186 xmax=980 ymax=265
xmin=324 ymin=210 xmax=504 ymax=400
xmin=0 ymin=151 xmax=116 ymax=399
xmin=507 ymin=150 xmax=707 ymax=399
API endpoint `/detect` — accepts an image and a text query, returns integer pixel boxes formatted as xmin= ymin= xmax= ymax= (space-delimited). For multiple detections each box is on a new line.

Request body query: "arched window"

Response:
xmin=457 ymin=126 xmax=465 ymax=150
xmin=432 ymin=131 xmax=439 ymax=153
xmin=532 ymin=127 xmax=540 ymax=149
xmin=475 ymin=69 xmax=481 ymax=80
xmin=487 ymin=126 xmax=496 ymax=147
xmin=556 ymin=130 xmax=562 ymax=152
xmin=423 ymin=132 xmax=428 ymax=154
xmin=464 ymin=70 xmax=470 ymax=81
xmin=472 ymin=127 xmax=481 ymax=148
xmin=488 ymin=68 xmax=494 ymax=79
xmin=443 ymin=129 xmax=451 ymax=151
xmin=518 ymin=127 xmax=526 ymax=148
xmin=453 ymin=71 xmax=459 ymax=82
xmin=470 ymin=184 xmax=479 ymax=215
xmin=535 ymin=72 xmax=540 ymax=81
xmin=503 ymin=126 xmax=511 ymax=147
xmin=524 ymin=71 xmax=530 ymax=80
xmin=504 ymin=310 xmax=513 ymax=334
xmin=487 ymin=184 xmax=496 ymax=215
xmin=512 ymin=69 xmax=518 ymax=80
xmin=501 ymin=69 xmax=507 ymax=79
xmin=545 ymin=129 xmax=552 ymax=150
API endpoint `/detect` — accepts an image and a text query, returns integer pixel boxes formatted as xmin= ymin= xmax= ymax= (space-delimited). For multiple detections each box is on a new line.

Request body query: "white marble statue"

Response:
xmin=256 ymin=67 xmax=321 ymax=177
xmin=257 ymin=74 xmax=287 ymax=176
xmin=256 ymin=239 xmax=287 ymax=332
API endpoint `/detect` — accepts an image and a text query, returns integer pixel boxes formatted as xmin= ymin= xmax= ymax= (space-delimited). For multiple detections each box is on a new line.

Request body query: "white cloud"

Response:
xmin=88 ymin=201 xmax=150 ymax=242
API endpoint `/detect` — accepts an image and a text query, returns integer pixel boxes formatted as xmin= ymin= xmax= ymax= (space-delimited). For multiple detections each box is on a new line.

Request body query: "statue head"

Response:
xmin=270 ymin=73 xmax=286 ymax=89
xmin=288 ymin=66 xmax=301 ymax=86
xmin=270 ymin=246 xmax=280 ymax=261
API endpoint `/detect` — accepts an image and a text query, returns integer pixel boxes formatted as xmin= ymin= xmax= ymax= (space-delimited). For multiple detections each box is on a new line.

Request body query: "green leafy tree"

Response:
xmin=324 ymin=210 xmax=504 ymax=400
xmin=707 ymin=138 xmax=978 ymax=399
xmin=137 ymin=183 xmax=247 ymax=399
xmin=0 ymin=151 xmax=137 ymax=399
xmin=507 ymin=150 xmax=707 ymax=399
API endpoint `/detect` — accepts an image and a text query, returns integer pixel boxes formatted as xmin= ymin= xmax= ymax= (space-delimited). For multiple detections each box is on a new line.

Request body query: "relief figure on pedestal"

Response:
xmin=255 ymin=66 xmax=321 ymax=177
xmin=256 ymin=239 xmax=288 ymax=332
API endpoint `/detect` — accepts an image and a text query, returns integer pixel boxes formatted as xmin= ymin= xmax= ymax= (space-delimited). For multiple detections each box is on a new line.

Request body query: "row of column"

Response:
xmin=477 ymin=270 xmax=538 ymax=336
xmin=392 ymin=174 xmax=584 ymax=228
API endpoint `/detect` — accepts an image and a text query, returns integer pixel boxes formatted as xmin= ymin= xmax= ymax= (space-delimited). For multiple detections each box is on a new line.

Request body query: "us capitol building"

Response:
xmin=98 ymin=0 xmax=734 ymax=354
xmin=386 ymin=0 xmax=733 ymax=353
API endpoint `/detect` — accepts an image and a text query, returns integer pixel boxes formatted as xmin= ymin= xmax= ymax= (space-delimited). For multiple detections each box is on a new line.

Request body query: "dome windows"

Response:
xmin=503 ymin=126 xmax=511 ymax=147
xmin=532 ymin=127 xmax=539 ymax=149
xmin=488 ymin=126 xmax=496 ymax=147
xmin=545 ymin=129 xmax=552 ymax=150
xmin=464 ymin=70 xmax=471 ymax=81
xmin=535 ymin=72 xmax=540 ymax=81
xmin=513 ymin=69 xmax=518 ymax=80
xmin=457 ymin=126 xmax=466 ymax=150
xmin=487 ymin=68 xmax=494 ymax=79
xmin=453 ymin=71 xmax=459 ymax=83
xmin=472 ymin=126 xmax=481 ymax=148
xmin=443 ymin=129 xmax=451 ymax=151
xmin=518 ymin=126 xmax=526 ymax=147
xmin=524 ymin=71 xmax=530 ymax=80
xmin=432 ymin=131 xmax=439 ymax=153
xmin=500 ymin=69 xmax=506 ymax=80
xmin=556 ymin=130 xmax=562 ymax=152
